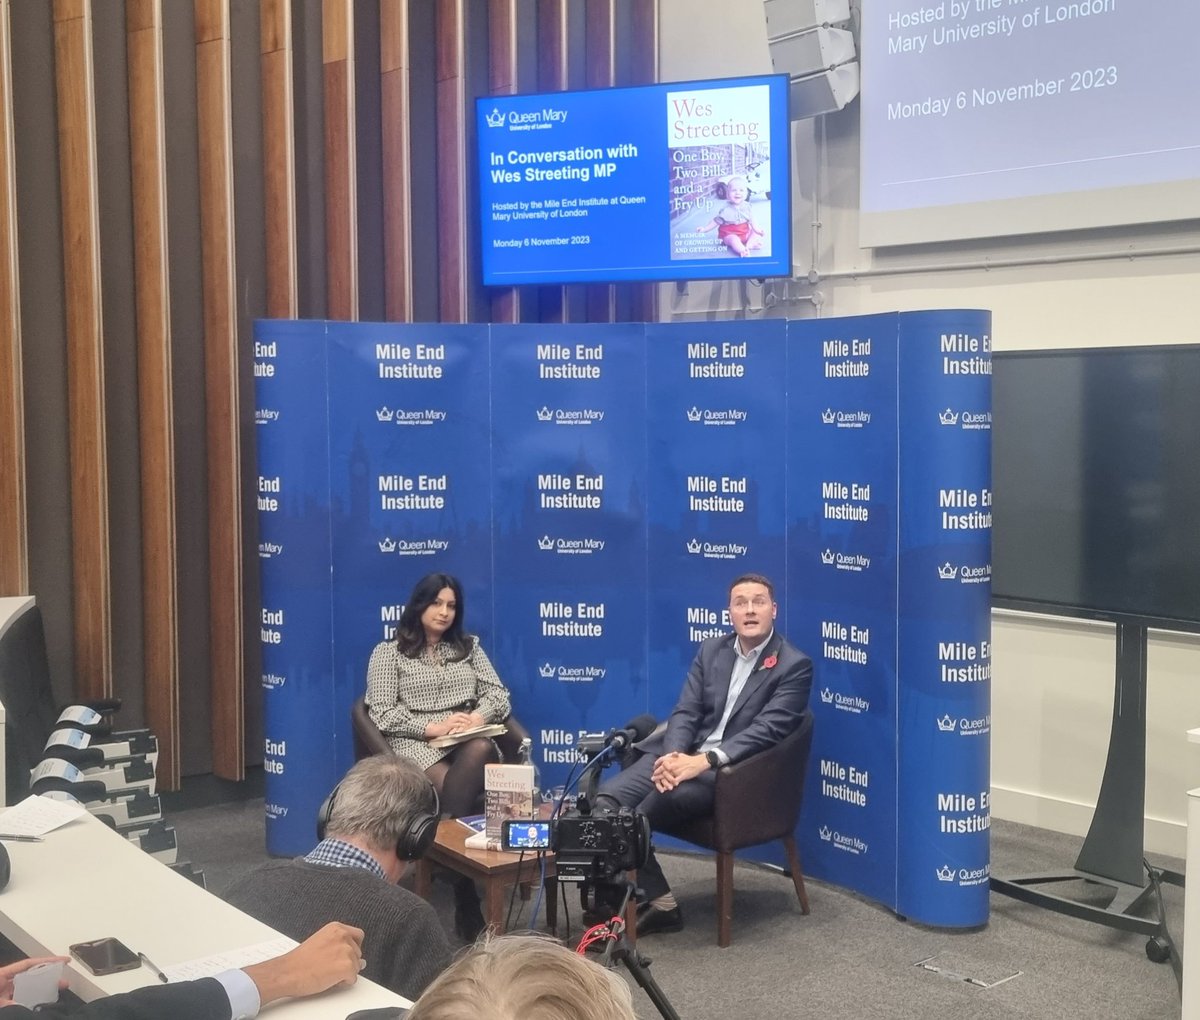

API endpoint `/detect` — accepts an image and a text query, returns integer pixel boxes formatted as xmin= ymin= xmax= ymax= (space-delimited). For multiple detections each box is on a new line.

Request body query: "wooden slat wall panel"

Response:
xmin=380 ymin=0 xmax=412 ymax=322
xmin=195 ymin=0 xmax=244 ymax=780
xmin=0 ymin=0 xmax=24 ymax=596
xmin=536 ymin=0 xmax=567 ymax=323
xmin=53 ymin=0 xmax=112 ymax=700
xmin=323 ymin=0 xmax=357 ymax=321
xmin=630 ymin=0 xmax=658 ymax=323
xmin=487 ymin=0 xmax=518 ymax=325
xmin=585 ymin=0 xmax=615 ymax=323
xmin=127 ymin=0 xmax=180 ymax=788
xmin=261 ymin=0 xmax=297 ymax=319
xmin=435 ymin=0 xmax=467 ymax=323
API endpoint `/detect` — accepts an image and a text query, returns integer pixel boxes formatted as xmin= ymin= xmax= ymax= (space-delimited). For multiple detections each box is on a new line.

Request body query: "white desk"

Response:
xmin=0 ymin=811 xmax=410 ymax=1017
xmin=1183 ymin=727 xmax=1200 ymax=1014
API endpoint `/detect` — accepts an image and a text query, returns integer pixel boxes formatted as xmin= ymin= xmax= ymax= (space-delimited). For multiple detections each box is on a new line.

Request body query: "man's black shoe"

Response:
xmin=636 ymin=902 xmax=683 ymax=936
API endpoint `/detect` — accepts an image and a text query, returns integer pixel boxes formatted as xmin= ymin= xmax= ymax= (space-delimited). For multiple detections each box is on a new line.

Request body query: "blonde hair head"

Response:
xmin=407 ymin=934 xmax=636 ymax=1020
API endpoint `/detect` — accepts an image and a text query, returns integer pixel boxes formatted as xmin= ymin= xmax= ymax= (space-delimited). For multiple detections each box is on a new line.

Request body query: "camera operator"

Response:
xmin=594 ymin=573 xmax=812 ymax=935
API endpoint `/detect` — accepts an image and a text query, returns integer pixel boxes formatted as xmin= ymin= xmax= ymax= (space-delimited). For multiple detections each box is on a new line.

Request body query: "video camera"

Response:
xmin=503 ymin=800 xmax=650 ymax=881
xmin=500 ymin=713 xmax=657 ymax=882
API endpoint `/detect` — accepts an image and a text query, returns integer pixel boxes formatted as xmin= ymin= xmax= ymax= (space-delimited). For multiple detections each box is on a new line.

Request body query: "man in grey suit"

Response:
xmin=595 ymin=573 xmax=813 ymax=935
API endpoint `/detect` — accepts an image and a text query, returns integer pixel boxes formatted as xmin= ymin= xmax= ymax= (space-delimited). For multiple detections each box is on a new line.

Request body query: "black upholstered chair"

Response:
xmin=350 ymin=694 xmax=530 ymax=766
xmin=657 ymin=710 xmax=814 ymax=947
xmin=0 ymin=601 xmax=126 ymax=804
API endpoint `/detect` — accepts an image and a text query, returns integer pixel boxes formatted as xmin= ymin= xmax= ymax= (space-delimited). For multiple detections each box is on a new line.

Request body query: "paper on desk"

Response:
xmin=0 ymin=794 xmax=86 ymax=836
xmin=162 ymin=936 xmax=298 ymax=983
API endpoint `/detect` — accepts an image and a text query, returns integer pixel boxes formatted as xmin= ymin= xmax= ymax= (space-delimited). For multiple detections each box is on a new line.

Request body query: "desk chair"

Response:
xmin=657 ymin=711 xmax=814 ymax=947
xmin=350 ymin=695 xmax=530 ymax=769
xmin=0 ymin=601 xmax=126 ymax=804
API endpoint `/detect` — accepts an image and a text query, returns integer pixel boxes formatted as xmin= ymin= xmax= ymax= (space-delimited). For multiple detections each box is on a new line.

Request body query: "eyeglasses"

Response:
xmin=730 ymin=596 xmax=771 ymax=610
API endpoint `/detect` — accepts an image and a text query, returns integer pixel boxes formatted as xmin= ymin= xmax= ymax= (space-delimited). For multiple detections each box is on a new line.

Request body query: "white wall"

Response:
xmin=662 ymin=0 xmax=1200 ymax=857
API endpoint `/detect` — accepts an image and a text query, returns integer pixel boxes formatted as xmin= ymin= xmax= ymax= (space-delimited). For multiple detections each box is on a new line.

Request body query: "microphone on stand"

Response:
xmin=604 ymin=714 xmax=658 ymax=754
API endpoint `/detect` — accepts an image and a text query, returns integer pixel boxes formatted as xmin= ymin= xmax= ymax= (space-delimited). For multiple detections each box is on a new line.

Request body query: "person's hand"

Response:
xmin=651 ymin=752 xmax=708 ymax=792
xmin=0 ymin=956 xmax=70 ymax=1006
xmin=464 ymin=712 xmax=486 ymax=729
xmin=444 ymin=712 xmax=476 ymax=734
xmin=243 ymin=922 xmax=364 ymax=1006
xmin=427 ymin=710 xmax=472 ymax=734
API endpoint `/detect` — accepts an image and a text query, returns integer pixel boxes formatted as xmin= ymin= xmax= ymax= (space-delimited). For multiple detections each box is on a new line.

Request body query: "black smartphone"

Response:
xmin=501 ymin=819 xmax=551 ymax=851
xmin=69 ymin=937 xmax=141 ymax=977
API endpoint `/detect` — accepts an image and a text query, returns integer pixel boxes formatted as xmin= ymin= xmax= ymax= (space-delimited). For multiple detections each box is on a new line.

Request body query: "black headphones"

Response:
xmin=316 ymin=777 xmax=440 ymax=861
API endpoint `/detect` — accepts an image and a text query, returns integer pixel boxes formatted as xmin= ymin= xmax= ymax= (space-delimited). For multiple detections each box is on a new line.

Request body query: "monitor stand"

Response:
xmin=990 ymin=622 xmax=1183 ymax=983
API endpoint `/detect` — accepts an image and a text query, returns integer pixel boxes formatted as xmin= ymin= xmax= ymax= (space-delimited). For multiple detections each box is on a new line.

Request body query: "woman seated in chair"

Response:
xmin=366 ymin=571 xmax=511 ymax=939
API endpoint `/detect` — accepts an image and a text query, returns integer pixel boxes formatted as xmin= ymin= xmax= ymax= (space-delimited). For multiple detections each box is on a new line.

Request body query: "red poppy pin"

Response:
xmin=760 ymin=654 xmax=778 ymax=671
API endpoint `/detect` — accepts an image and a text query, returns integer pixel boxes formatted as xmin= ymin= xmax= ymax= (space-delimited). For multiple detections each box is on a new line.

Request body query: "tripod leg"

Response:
xmin=617 ymin=950 xmax=682 ymax=1020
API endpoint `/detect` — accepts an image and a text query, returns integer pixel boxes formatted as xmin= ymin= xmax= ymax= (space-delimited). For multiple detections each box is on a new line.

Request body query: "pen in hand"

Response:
xmin=138 ymin=952 xmax=169 ymax=983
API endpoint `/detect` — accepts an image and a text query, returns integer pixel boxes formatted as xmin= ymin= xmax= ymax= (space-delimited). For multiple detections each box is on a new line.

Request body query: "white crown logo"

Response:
xmin=376 ymin=406 xmax=394 ymax=422
xmin=486 ymin=108 xmax=505 ymax=128
xmin=686 ymin=538 xmax=702 ymax=554
xmin=538 ymin=663 xmax=557 ymax=679
xmin=686 ymin=406 xmax=702 ymax=423
xmin=937 ymin=715 xmax=958 ymax=732
xmin=939 ymin=408 xmax=959 ymax=426
xmin=820 ymin=688 xmax=834 ymax=704
xmin=936 ymin=864 xmax=956 ymax=882
xmin=821 ymin=549 xmax=836 ymax=565
xmin=378 ymin=537 xmax=396 ymax=553
xmin=537 ymin=535 xmax=555 ymax=551
xmin=821 ymin=408 xmax=836 ymax=425
xmin=536 ymin=406 xmax=554 ymax=422
xmin=938 ymin=562 xmax=958 ymax=580
xmin=818 ymin=826 xmax=832 ymax=841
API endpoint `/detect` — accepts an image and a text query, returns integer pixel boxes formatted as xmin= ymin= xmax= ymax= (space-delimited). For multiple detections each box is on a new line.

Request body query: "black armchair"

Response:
xmin=657 ymin=710 xmax=814 ymax=947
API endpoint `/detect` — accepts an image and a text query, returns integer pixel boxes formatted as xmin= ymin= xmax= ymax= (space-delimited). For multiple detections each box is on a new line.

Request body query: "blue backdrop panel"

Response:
xmin=253 ymin=320 xmax=337 ymax=855
xmin=644 ymin=319 xmax=788 ymax=723
xmin=895 ymin=310 xmax=993 ymax=926
xmin=250 ymin=312 xmax=991 ymax=922
xmin=325 ymin=322 xmax=494 ymax=802
xmin=490 ymin=324 xmax=647 ymax=787
xmin=788 ymin=314 xmax=900 ymax=904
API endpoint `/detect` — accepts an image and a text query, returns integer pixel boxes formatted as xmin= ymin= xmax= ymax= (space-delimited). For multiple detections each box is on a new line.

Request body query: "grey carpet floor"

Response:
xmin=169 ymin=801 xmax=1183 ymax=1019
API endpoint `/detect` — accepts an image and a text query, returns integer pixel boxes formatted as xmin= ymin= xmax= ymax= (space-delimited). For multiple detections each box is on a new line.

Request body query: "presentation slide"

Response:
xmin=476 ymin=75 xmax=791 ymax=285
xmin=860 ymin=1 xmax=1200 ymax=246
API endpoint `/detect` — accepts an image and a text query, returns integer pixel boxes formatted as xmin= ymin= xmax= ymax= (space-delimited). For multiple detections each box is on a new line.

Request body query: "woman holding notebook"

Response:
xmin=365 ymin=571 xmax=511 ymax=939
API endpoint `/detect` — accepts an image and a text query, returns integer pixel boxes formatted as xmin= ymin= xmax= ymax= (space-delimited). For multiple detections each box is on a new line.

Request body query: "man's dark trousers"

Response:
xmin=594 ymin=758 xmax=716 ymax=901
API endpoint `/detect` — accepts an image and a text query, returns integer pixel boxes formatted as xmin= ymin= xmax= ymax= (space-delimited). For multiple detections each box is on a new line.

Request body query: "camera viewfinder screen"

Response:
xmin=505 ymin=821 xmax=551 ymax=849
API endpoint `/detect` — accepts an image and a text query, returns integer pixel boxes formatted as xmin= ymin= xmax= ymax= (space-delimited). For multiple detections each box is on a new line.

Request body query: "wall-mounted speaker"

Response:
xmin=763 ymin=0 xmax=859 ymax=120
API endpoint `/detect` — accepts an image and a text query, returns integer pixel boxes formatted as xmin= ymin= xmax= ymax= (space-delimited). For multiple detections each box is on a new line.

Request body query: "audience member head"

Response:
xmin=407 ymin=934 xmax=636 ymax=1020
xmin=396 ymin=572 xmax=469 ymax=659
xmin=323 ymin=755 xmax=438 ymax=878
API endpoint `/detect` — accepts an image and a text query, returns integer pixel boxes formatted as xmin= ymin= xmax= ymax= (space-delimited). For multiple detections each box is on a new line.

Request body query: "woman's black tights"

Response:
xmin=425 ymin=737 xmax=499 ymax=940
xmin=425 ymin=736 xmax=500 ymax=818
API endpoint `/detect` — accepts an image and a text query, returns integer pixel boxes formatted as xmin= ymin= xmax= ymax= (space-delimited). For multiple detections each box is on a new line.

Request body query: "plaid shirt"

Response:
xmin=304 ymin=838 xmax=388 ymax=881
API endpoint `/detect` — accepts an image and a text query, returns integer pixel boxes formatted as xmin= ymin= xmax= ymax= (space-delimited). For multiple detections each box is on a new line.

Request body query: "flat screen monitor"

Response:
xmin=991 ymin=345 xmax=1200 ymax=632
xmin=476 ymin=74 xmax=792 ymax=285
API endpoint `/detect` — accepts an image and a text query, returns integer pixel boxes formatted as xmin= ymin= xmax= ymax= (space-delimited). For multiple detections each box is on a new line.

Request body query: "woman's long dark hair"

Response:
xmin=394 ymin=573 xmax=471 ymax=661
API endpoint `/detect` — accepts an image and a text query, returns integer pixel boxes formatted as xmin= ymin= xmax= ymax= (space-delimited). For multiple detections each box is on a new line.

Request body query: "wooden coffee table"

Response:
xmin=414 ymin=819 xmax=560 ymax=935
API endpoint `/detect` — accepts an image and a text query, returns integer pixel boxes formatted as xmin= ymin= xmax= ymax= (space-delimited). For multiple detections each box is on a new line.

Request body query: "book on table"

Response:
xmin=427 ymin=723 xmax=507 ymax=749
xmin=483 ymin=763 xmax=535 ymax=851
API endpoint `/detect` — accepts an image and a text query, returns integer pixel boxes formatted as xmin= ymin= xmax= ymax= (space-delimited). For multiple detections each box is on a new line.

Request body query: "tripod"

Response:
xmin=583 ymin=879 xmax=680 ymax=1020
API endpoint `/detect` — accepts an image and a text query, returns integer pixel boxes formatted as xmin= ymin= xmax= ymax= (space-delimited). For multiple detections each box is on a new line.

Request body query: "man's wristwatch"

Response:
xmin=704 ymin=750 xmax=721 ymax=770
